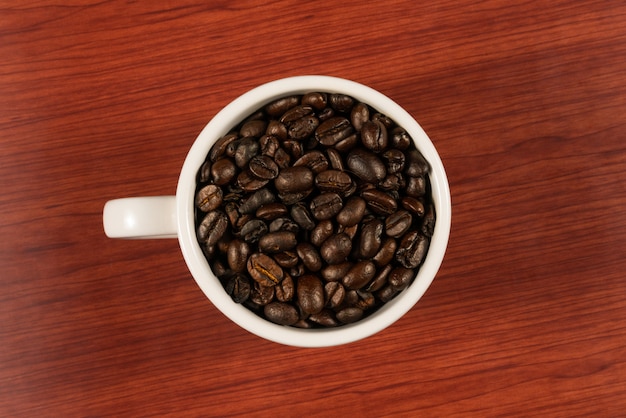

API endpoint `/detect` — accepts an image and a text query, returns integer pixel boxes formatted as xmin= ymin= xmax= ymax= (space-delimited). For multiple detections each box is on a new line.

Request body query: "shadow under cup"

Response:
xmin=176 ymin=76 xmax=451 ymax=347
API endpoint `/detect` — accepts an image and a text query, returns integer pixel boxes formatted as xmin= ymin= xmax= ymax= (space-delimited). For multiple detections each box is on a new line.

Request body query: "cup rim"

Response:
xmin=176 ymin=75 xmax=451 ymax=347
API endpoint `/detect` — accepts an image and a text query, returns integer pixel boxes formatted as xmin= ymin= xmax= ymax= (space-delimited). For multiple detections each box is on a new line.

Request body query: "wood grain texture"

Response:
xmin=1 ymin=0 xmax=625 ymax=416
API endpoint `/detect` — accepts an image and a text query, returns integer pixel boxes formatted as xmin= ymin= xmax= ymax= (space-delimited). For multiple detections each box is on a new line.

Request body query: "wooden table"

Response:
xmin=2 ymin=1 xmax=625 ymax=416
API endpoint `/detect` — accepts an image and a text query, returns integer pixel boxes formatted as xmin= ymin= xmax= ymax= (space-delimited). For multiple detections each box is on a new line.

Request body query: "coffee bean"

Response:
xmin=310 ymin=219 xmax=334 ymax=247
xmin=248 ymin=155 xmax=279 ymax=180
xmin=265 ymin=96 xmax=300 ymax=117
xmin=264 ymin=302 xmax=299 ymax=325
xmin=275 ymin=274 xmax=295 ymax=302
xmin=197 ymin=210 xmax=228 ymax=246
xmin=336 ymin=307 xmax=363 ymax=324
xmin=315 ymin=116 xmax=354 ymax=146
xmin=336 ymin=196 xmax=366 ymax=227
xmin=268 ymin=217 xmax=299 ymax=233
xmin=421 ymin=204 xmax=436 ymax=237
xmin=382 ymin=149 xmax=405 ymax=174
xmin=211 ymin=158 xmax=237 ymax=186
xmin=210 ymin=133 xmax=238 ymax=162
xmin=308 ymin=309 xmax=339 ymax=327
xmin=240 ymin=219 xmax=268 ymax=243
xmin=260 ymin=134 xmax=280 ymax=157
xmin=258 ymin=231 xmax=297 ymax=253
xmin=225 ymin=273 xmax=251 ymax=303
xmin=321 ymin=262 xmax=353 ymax=282
xmin=320 ymin=233 xmax=352 ymax=264
xmin=250 ymin=281 xmax=275 ymax=305
xmin=391 ymin=127 xmax=411 ymax=150
xmin=247 ymin=253 xmax=284 ymax=287
xmin=290 ymin=202 xmax=316 ymax=230
xmin=280 ymin=105 xmax=314 ymax=124
xmin=329 ymin=93 xmax=355 ymax=113
xmin=342 ymin=260 xmax=376 ymax=290
xmin=256 ymin=202 xmax=288 ymax=220
xmin=240 ymin=119 xmax=267 ymax=138
xmin=302 ymin=92 xmax=327 ymax=110
xmin=234 ymin=137 xmax=260 ymax=168
xmin=405 ymin=149 xmax=429 ymax=177
xmin=366 ymin=264 xmax=392 ymax=292
xmin=361 ymin=188 xmax=397 ymax=216
xmin=227 ymin=239 xmax=251 ymax=273
xmin=296 ymin=242 xmax=322 ymax=272
xmin=388 ymin=267 xmax=415 ymax=291
xmin=350 ymin=102 xmax=370 ymax=132
xmin=195 ymin=184 xmax=223 ymax=212
xmin=325 ymin=148 xmax=345 ymax=170
xmin=372 ymin=237 xmax=397 ymax=267
xmin=297 ymin=274 xmax=324 ymax=315
xmin=238 ymin=188 xmax=275 ymax=214
xmin=324 ymin=281 xmax=346 ymax=309
xmin=401 ymin=196 xmax=425 ymax=217
xmin=274 ymin=166 xmax=314 ymax=195
xmin=272 ymin=251 xmax=299 ymax=268
xmin=396 ymin=230 xmax=429 ymax=269
xmin=357 ymin=219 xmax=383 ymax=258
xmin=385 ymin=210 xmax=413 ymax=238
xmin=361 ymin=120 xmax=388 ymax=153
xmin=314 ymin=169 xmax=353 ymax=195
xmin=406 ymin=175 xmax=426 ymax=197
xmin=288 ymin=115 xmax=319 ymax=140
xmin=293 ymin=150 xmax=329 ymax=173
xmin=310 ymin=192 xmax=343 ymax=220
xmin=347 ymin=148 xmax=386 ymax=183
xmin=236 ymin=170 xmax=268 ymax=192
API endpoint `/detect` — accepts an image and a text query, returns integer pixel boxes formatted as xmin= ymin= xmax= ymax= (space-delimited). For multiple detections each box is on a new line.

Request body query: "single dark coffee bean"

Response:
xmin=227 ymin=239 xmax=251 ymax=273
xmin=239 ymin=119 xmax=267 ymax=138
xmin=290 ymin=202 xmax=316 ymax=230
xmin=236 ymin=170 xmax=269 ymax=192
xmin=273 ymin=147 xmax=291 ymax=169
xmin=388 ymin=267 xmax=415 ymax=291
xmin=401 ymin=196 xmax=425 ymax=217
xmin=346 ymin=148 xmax=386 ymax=183
xmin=301 ymin=92 xmax=327 ymax=110
xmin=265 ymin=96 xmax=300 ymax=117
xmin=382 ymin=149 xmax=405 ymax=174
xmin=366 ymin=264 xmax=392 ymax=292
xmin=225 ymin=273 xmax=251 ymax=303
xmin=329 ymin=93 xmax=355 ymax=113
xmin=239 ymin=219 xmax=268 ymax=243
xmin=211 ymin=158 xmax=237 ymax=186
xmin=361 ymin=120 xmax=388 ymax=153
xmin=268 ymin=217 xmax=299 ymax=233
xmin=385 ymin=210 xmax=413 ymax=238
xmin=259 ymin=134 xmax=280 ymax=157
xmin=308 ymin=309 xmax=340 ymax=327
xmin=350 ymin=102 xmax=370 ymax=132
xmin=315 ymin=170 xmax=353 ymax=194
xmin=361 ymin=188 xmax=397 ymax=215
xmin=209 ymin=132 xmax=238 ymax=162
xmin=320 ymin=233 xmax=352 ymax=264
xmin=275 ymin=274 xmax=295 ymax=302
xmin=289 ymin=263 xmax=306 ymax=278
xmin=379 ymin=173 xmax=405 ymax=191
xmin=282 ymin=140 xmax=304 ymax=159
xmin=258 ymin=231 xmax=298 ymax=253
xmin=321 ymin=262 xmax=353 ymax=282
xmin=234 ymin=137 xmax=260 ymax=168
xmin=396 ymin=230 xmax=429 ymax=269
xmin=297 ymin=274 xmax=324 ymax=315
xmin=376 ymin=284 xmax=399 ymax=303
xmin=342 ymin=260 xmax=377 ymax=290
xmin=198 ymin=160 xmax=211 ymax=183
xmin=288 ymin=115 xmax=319 ymax=140
xmin=405 ymin=149 xmax=429 ymax=177
xmin=248 ymin=155 xmax=279 ymax=180
xmin=256 ymin=202 xmax=288 ymax=220
xmin=372 ymin=113 xmax=393 ymax=129
xmin=293 ymin=150 xmax=329 ymax=174
xmin=315 ymin=116 xmax=354 ymax=146
xmin=317 ymin=107 xmax=335 ymax=121
xmin=310 ymin=219 xmax=334 ymax=247
xmin=336 ymin=307 xmax=364 ymax=324
xmin=324 ymin=281 xmax=346 ymax=309
xmin=336 ymin=196 xmax=366 ymax=227
xmin=372 ymin=237 xmax=397 ymax=267
xmin=325 ymin=148 xmax=345 ymax=171
xmin=247 ymin=252 xmax=284 ymax=287
xmin=195 ymin=184 xmax=223 ymax=212
xmin=391 ymin=127 xmax=411 ymax=150
xmin=421 ymin=204 xmax=436 ymax=237
xmin=197 ymin=210 xmax=228 ymax=246
xmin=266 ymin=120 xmax=288 ymax=140
xmin=406 ymin=175 xmax=426 ymax=197
xmin=296 ymin=242 xmax=322 ymax=272
xmin=333 ymin=133 xmax=358 ymax=152
xmin=238 ymin=188 xmax=275 ymax=214
xmin=357 ymin=219 xmax=384 ymax=258
xmin=310 ymin=192 xmax=343 ymax=220
xmin=278 ymin=191 xmax=311 ymax=205
xmin=279 ymin=105 xmax=314 ymax=124
xmin=250 ymin=281 xmax=275 ymax=305
xmin=264 ymin=302 xmax=299 ymax=325
xmin=225 ymin=202 xmax=240 ymax=229
xmin=274 ymin=166 xmax=314 ymax=195
xmin=273 ymin=251 xmax=299 ymax=269
xmin=354 ymin=290 xmax=376 ymax=311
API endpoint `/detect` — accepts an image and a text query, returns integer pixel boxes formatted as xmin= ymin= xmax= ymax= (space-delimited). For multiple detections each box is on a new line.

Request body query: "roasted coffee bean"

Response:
xmin=315 ymin=170 xmax=353 ymax=194
xmin=288 ymin=115 xmax=319 ymax=140
xmin=240 ymin=219 xmax=268 ymax=243
xmin=278 ymin=191 xmax=311 ymax=205
xmin=239 ymin=119 xmax=267 ymax=138
xmin=391 ymin=127 xmax=411 ymax=150
xmin=325 ymin=148 xmax=345 ymax=170
xmin=234 ymin=137 xmax=260 ymax=168
xmin=280 ymin=105 xmax=313 ymax=124
xmin=350 ymin=102 xmax=370 ymax=132
xmin=421 ymin=204 xmax=436 ymax=237
xmin=372 ymin=113 xmax=393 ymax=129
xmin=347 ymin=148 xmax=386 ymax=183
xmin=354 ymin=290 xmax=376 ymax=310
xmin=260 ymin=134 xmax=280 ymax=157
xmin=198 ymin=160 xmax=211 ymax=183
xmin=372 ymin=237 xmax=397 ymax=267
xmin=264 ymin=302 xmax=299 ymax=325
xmin=225 ymin=202 xmax=240 ymax=229
xmin=211 ymin=158 xmax=237 ymax=186
xmin=336 ymin=196 xmax=366 ymax=227
xmin=297 ymin=274 xmax=324 ymax=315
xmin=282 ymin=140 xmax=304 ymax=159
xmin=248 ymin=155 xmax=279 ymax=180
xmin=308 ymin=309 xmax=339 ymax=327
xmin=379 ymin=173 xmax=405 ymax=191
xmin=315 ymin=116 xmax=354 ymax=146
xmin=401 ymin=196 xmax=425 ymax=217
xmin=321 ymin=262 xmax=353 ymax=282
xmin=247 ymin=252 xmax=284 ymax=287
xmin=293 ymin=150 xmax=329 ymax=174
xmin=385 ymin=210 xmax=413 ymax=238
xmin=250 ymin=282 xmax=275 ymax=305
xmin=406 ymin=175 xmax=426 ymax=197
xmin=405 ymin=149 xmax=429 ymax=177
xmin=320 ymin=233 xmax=352 ymax=264
xmin=324 ymin=281 xmax=346 ymax=309
xmin=296 ymin=242 xmax=322 ymax=272
xmin=357 ymin=219 xmax=383 ymax=258
xmin=265 ymin=96 xmax=300 ymax=117
xmin=227 ymin=239 xmax=251 ymax=273
xmin=238 ymin=188 xmax=275 ymax=214
xmin=289 ymin=263 xmax=306 ymax=278
xmin=396 ymin=230 xmax=429 ymax=269
xmin=301 ymin=92 xmax=327 ymax=110
xmin=341 ymin=223 xmax=359 ymax=240
xmin=310 ymin=219 xmax=334 ymax=247
xmin=266 ymin=120 xmax=288 ymax=140
xmin=366 ymin=264 xmax=392 ymax=292
xmin=274 ymin=166 xmax=314 ymax=195
xmin=336 ymin=307 xmax=364 ymax=324
xmin=310 ymin=192 xmax=343 ymax=220
xmin=317 ymin=107 xmax=335 ymax=121
xmin=382 ymin=149 xmax=405 ymax=174
xmin=258 ymin=231 xmax=298 ymax=253
xmin=197 ymin=210 xmax=227 ymax=246
xmin=333 ymin=133 xmax=358 ymax=152
xmin=376 ymin=285 xmax=399 ymax=303
xmin=268 ymin=217 xmax=300 ymax=233
xmin=195 ymin=184 xmax=223 ymax=212
xmin=273 ymin=147 xmax=291 ymax=169
xmin=329 ymin=93 xmax=354 ymax=113
xmin=290 ymin=202 xmax=316 ymax=230
xmin=360 ymin=188 xmax=397 ymax=215
xmin=273 ymin=251 xmax=299 ymax=269
xmin=275 ymin=274 xmax=295 ymax=302
xmin=388 ymin=267 xmax=415 ymax=291
xmin=225 ymin=273 xmax=251 ymax=303
xmin=342 ymin=260 xmax=377 ymax=290
xmin=236 ymin=170 xmax=268 ymax=192
xmin=256 ymin=202 xmax=288 ymax=220
xmin=209 ymin=132 xmax=238 ymax=162
xmin=361 ymin=120 xmax=388 ymax=153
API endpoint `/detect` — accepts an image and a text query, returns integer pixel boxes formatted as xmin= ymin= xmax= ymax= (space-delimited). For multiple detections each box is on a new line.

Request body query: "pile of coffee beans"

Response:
xmin=195 ymin=92 xmax=435 ymax=327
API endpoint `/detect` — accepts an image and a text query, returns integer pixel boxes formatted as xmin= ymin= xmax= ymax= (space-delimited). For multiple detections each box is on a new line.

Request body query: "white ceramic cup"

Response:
xmin=103 ymin=75 xmax=451 ymax=347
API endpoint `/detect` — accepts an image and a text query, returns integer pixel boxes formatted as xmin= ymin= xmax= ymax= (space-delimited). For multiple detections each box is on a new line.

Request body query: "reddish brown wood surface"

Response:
xmin=2 ymin=1 xmax=626 ymax=416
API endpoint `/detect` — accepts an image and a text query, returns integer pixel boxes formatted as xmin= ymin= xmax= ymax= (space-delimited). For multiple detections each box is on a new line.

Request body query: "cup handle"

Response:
xmin=103 ymin=196 xmax=178 ymax=239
